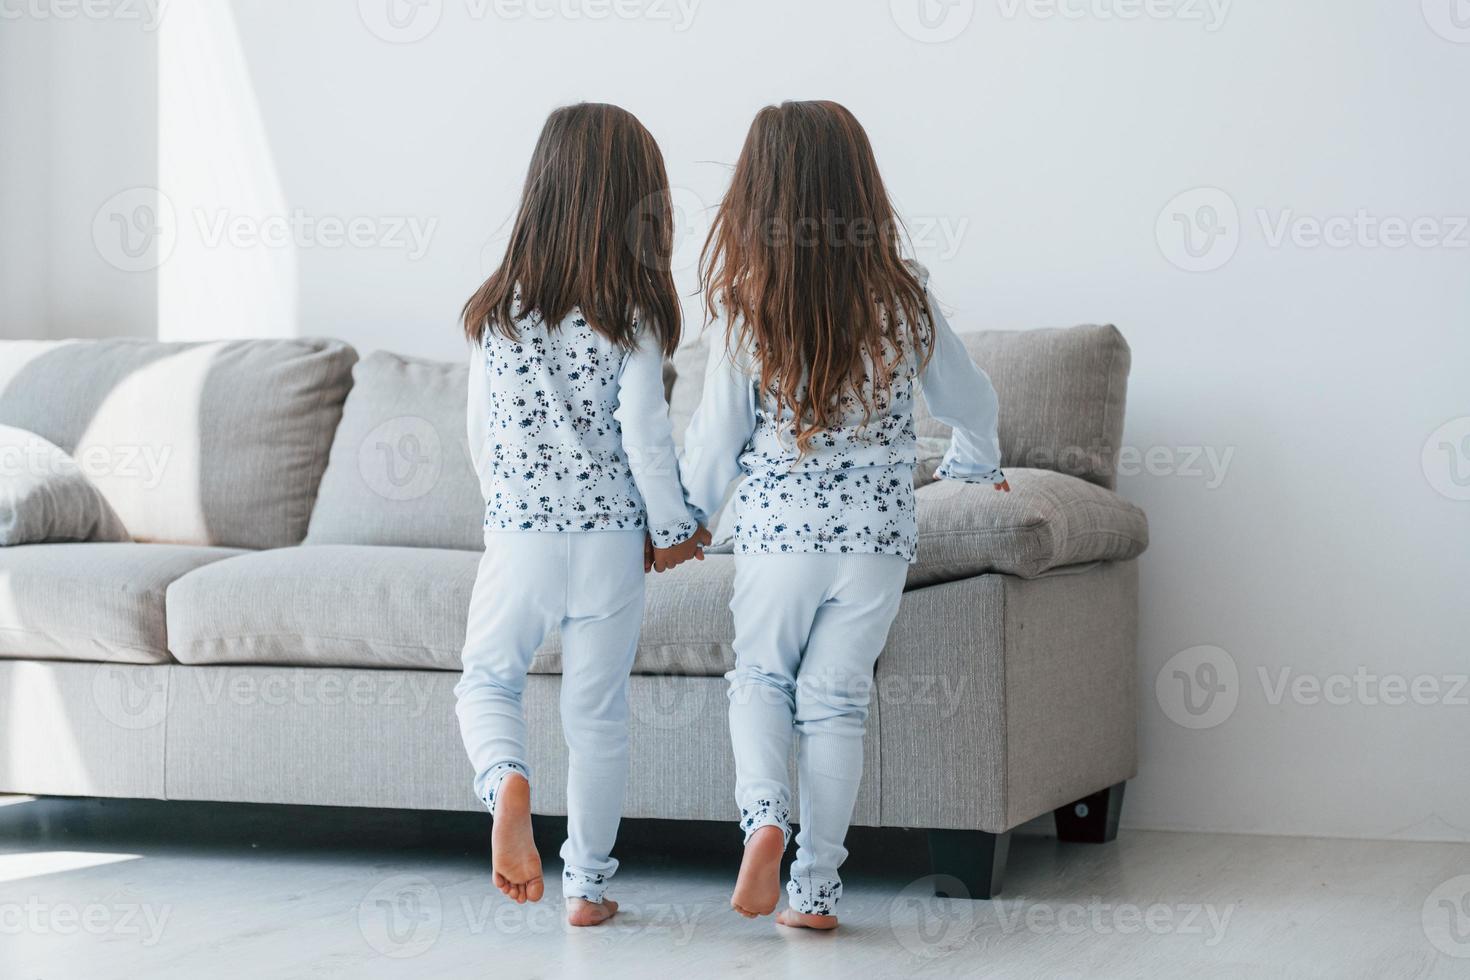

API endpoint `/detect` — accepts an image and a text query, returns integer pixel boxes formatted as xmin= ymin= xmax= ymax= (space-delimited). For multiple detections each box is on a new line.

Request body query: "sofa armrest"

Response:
xmin=909 ymin=467 xmax=1148 ymax=585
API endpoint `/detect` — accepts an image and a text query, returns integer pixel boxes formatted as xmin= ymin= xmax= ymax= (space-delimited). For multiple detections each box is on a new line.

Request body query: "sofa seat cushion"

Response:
xmin=166 ymin=545 xmax=481 ymax=670
xmin=911 ymin=468 xmax=1148 ymax=585
xmin=0 ymin=543 xmax=245 ymax=664
xmin=165 ymin=544 xmax=742 ymax=676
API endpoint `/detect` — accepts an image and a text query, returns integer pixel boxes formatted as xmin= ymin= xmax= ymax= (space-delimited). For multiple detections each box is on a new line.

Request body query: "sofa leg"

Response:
xmin=1053 ymin=781 xmax=1126 ymax=844
xmin=927 ymin=829 xmax=1010 ymax=900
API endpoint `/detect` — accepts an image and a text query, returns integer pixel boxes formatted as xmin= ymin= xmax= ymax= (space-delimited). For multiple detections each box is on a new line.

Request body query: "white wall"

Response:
xmin=0 ymin=17 xmax=51 ymax=339
xmin=4 ymin=0 xmax=1467 ymax=841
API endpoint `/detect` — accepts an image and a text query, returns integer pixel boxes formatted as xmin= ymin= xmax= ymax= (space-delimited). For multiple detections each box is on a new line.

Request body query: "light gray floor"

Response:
xmin=1 ymin=795 xmax=1466 ymax=979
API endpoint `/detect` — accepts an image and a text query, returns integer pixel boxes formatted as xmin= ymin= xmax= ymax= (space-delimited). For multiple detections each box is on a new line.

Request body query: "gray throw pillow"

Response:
xmin=0 ymin=425 xmax=130 ymax=545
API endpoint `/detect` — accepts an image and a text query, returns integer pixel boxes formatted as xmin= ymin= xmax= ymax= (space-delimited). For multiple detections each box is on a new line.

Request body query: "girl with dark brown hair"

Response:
xmin=680 ymin=100 xmax=1010 ymax=930
xmin=455 ymin=102 xmax=709 ymax=928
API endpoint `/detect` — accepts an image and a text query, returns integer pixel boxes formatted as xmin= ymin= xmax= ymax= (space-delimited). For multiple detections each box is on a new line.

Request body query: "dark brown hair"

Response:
xmin=700 ymin=100 xmax=932 ymax=452
xmin=463 ymin=102 xmax=681 ymax=356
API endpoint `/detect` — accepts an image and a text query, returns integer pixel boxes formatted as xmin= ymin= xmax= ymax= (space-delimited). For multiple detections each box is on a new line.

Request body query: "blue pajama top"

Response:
xmin=466 ymin=308 xmax=697 ymax=549
xmin=678 ymin=274 xmax=1006 ymax=562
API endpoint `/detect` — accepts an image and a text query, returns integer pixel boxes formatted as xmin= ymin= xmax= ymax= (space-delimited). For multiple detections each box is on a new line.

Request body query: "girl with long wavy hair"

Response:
xmin=680 ymin=100 xmax=1009 ymax=930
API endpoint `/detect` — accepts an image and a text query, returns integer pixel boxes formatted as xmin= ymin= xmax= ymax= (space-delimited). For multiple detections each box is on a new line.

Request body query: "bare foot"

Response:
xmin=490 ymin=773 xmax=544 ymax=904
xmin=730 ymin=825 xmax=784 ymax=918
xmin=566 ymin=897 xmax=619 ymax=927
xmin=776 ymin=907 xmax=838 ymax=931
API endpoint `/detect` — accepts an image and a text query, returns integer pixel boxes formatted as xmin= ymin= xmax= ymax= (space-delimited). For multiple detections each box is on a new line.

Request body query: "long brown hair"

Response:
xmin=700 ymin=100 xmax=932 ymax=452
xmin=463 ymin=102 xmax=681 ymax=356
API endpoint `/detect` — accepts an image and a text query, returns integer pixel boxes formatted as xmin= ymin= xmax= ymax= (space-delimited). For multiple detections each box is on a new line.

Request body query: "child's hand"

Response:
xmin=644 ymin=534 xmax=655 ymax=573
xmin=651 ymin=525 xmax=713 ymax=573
xmin=994 ymin=479 xmax=1010 ymax=492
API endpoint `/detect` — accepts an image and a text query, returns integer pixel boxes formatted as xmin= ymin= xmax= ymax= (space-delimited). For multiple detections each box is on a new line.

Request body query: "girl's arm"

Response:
xmin=919 ymin=293 xmax=1009 ymax=487
xmin=615 ymin=331 xmax=698 ymax=548
xmin=466 ymin=338 xmax=493 ymax=499
xmin=679 ymin=330 xmax=757 ymax=525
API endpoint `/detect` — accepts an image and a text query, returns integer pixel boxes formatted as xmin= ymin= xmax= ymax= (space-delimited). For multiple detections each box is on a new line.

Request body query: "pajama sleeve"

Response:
xmin=466 ymin=338 xmax=494 ymax=501
xmin=919 ymin=293 xmax=1007 ymax=485
xmin=615 ymin=330 xmax=698 ymax=549
xmin=678 ymin=331 xmax=758 ymax=526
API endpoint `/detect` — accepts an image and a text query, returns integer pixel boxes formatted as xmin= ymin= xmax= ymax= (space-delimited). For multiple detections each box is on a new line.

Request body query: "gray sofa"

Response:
xmin=0 ymin=323 xmax=1148 ymax=899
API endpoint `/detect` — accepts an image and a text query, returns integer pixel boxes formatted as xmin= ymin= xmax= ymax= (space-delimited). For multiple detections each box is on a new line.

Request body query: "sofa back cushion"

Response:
xmin=0 ymin=338 xmax=357 ymax=549
xmin=914 ymin=324 xmax=1130 ymax=489
xmin=668 ymin=322 xmax=1131 ymax=489
xmin=305 ymin=351 xmax=484 ymax=551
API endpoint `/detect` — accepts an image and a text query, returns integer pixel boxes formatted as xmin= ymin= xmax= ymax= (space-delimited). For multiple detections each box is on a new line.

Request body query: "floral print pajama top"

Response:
xmin=466 ymin=308 xmax=697 ymax=549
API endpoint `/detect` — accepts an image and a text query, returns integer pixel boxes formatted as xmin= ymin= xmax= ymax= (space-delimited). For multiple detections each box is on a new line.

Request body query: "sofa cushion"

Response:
xmin=166 ymin=544 xmax=739 ymax=676
xmin=304 ymin=351 xmax=483 ymax=551
xmin=0 ymin=425 xmax=130 ymax=545
xmin=0 ymin=543 xmax=244 ymax=664
xmin=0 ymin=337 xmax=357 ymax=549
xmin=910 ymin=468 xmax=1148 ymax=585
xmin=669 ymin=323 xmax=1131 ymax=489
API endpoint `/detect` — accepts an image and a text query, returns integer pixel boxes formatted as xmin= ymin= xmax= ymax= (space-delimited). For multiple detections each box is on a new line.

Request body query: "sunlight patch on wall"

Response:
xmin=158 ymin=1 xmax=296 ymax=341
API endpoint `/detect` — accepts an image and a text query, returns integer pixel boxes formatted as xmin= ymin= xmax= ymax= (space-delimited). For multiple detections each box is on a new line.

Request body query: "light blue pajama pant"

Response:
xmin=454 ymin=530 xmax=645 ymax=904
xmin=727 ymin=551 xmax=909 ymax=915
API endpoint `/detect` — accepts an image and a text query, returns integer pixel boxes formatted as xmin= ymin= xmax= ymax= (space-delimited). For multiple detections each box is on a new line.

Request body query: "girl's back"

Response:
xmin=479 ymin=308 xmax=642 ymax=532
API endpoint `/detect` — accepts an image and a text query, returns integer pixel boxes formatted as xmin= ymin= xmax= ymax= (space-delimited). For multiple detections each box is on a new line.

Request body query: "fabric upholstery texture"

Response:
xmin=0 ymin=543 xmax=243 ymax=664
xmin=878 ymin=561 xmax=1139 ymax=832
xmin=166 ymin=545 xmax=482 ymax=670
xmin=0 ymin=660 xmax=169 ymax=799
xmin=161 ymin=665 xmax=882 ymax=825
xmin=5 ymin=564 xmax=1138 ymax=833
xmin=0 ymin=337 xmax=357 ymax=549
xmin=166 ymin=546 xmax=739 ymax=676
xmin=305 ymin=351 xmax=484 ymax=551
xmin=911 ymin=468 xmax=1148 ymax=583
xmin=0 ymin=424 xmax=130 ymax=545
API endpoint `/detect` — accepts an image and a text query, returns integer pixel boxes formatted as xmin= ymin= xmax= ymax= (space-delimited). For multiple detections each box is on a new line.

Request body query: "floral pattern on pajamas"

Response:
xmin=479 ymin=761 xmax=529 ymax=816
xmin=471 ymin=306 xmax=696 ymax=548
xmin=562 ymin=867 xmax=610 ymax=904
xmin=739 ymin=797 xmax=792 ymax=847
xmin=786 ymin=876 xmax=842 ymax=916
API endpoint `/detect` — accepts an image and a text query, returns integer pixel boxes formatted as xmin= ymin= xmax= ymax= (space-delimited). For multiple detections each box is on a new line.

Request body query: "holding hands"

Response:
xmin=645 ymin=525 xmax=713 ymax=573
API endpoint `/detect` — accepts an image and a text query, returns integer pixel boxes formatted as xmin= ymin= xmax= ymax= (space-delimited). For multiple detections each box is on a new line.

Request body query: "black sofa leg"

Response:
xmin=1053 ymin=781 xmax=1126 ymax=844
xmin=927 ymin=829 xmax=1010 ymax=900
